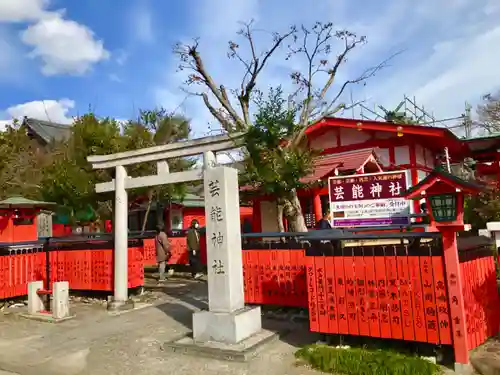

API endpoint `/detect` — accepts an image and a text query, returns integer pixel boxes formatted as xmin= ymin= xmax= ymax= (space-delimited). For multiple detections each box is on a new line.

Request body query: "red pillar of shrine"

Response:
xmin=252 ymin=199 xmax=262 ymax=233
xmin=440 ymin=228 xmax=469 ymax=365
xmin=313 ymin=191 xmax=322 ymax=223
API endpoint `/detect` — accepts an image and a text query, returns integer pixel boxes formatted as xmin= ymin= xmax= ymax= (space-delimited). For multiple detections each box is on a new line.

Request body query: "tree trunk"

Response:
xmin=141 ymin=191 xmax=155 ymax=233
xmin=281 ymin=190 xmax=308 ymax=233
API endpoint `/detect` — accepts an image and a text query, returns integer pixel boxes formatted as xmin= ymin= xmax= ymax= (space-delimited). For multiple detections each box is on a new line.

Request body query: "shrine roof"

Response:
xmin=463 ymin=133 xmax=500 ymax=153
xmin=0 ymin=196 xmax=56 ymax=209
xmin=305 ymin=117 xmax=466 ymax=154
xmin=22 ymin=117 xmax=71 ymax=144
xmin=402 ymin=169 xmax=484 ymax=199
xmin=300 ymin=148 xmax=382 ymax=184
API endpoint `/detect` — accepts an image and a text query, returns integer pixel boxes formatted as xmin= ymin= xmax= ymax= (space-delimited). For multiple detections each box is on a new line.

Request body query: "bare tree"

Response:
xmin=476 ymin=93 xmax=500 ymax=134
xmin=174 ymin=20 xmax=396 ymax=232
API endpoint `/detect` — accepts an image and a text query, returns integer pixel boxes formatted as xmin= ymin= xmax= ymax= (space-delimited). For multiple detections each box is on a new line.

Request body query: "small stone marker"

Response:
xmin=192 ymin=166 xmax=262 ymax=344
xmin=52 ymin=281 xmax=70 ymax=319
xmin=27 ymin=281 xmax=44 ymax=315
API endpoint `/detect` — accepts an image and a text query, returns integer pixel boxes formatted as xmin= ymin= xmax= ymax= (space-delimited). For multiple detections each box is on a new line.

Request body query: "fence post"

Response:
xmin=486 ymin=222 xmax=500 ymax=250
xmin=440 ymin=228 xmax=470 ymax=370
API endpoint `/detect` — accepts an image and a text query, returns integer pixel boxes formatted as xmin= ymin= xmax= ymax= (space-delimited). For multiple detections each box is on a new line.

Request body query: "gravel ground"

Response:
xmin=0 ymin=277 xmax=321 ymax=375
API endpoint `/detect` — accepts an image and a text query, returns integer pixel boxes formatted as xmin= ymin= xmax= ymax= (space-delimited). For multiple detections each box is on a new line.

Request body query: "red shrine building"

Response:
xmin=249 ymin=117 xmax=496 ymax=232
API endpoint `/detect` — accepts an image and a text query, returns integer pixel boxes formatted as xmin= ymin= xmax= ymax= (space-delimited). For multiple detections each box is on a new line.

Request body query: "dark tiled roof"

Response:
xmin=23 ymin=117 xmax=72 ymax=143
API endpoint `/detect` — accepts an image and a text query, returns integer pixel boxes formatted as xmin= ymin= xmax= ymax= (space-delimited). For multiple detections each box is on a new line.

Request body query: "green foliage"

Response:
xmin=123 ymin=110 xmax=195 ymax=206
xmin=0 ymin=119 xmax=52 ymax=200
xmin=38 ymin=113 xmax=123 ymax=220
xmin=242 ymin=87 xmax=315 ymax=196
xmin=0 ymin=108 xmax=196 ymax=226
xmin=465 ymin=189 xmax=500 ymax=230
xmin=295 ymin=344 xmax=441 ymax=375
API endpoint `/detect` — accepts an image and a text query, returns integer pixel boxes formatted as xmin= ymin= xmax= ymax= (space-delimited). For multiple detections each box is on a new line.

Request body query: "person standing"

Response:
xmin=186 ymin=219 xmax=203 ymax=280
xmin=315 ymin=210 xmax=332 ymax=230
xmin=156 ymin=225 xmax=171 ymax=282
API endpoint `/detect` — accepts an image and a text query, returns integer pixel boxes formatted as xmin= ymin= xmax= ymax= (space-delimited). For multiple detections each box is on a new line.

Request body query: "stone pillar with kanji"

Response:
xmin=192 ymin=166 xmax=262 ymax=344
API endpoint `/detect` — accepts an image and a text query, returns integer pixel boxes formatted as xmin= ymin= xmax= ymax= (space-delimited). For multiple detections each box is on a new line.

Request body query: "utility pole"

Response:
xmin=464 ymin=102 xmax=472 ymax=138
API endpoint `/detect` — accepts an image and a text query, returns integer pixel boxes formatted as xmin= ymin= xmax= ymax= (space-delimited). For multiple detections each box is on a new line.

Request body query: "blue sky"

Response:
xmin=1 ymin=0 xmax=499 ymax=137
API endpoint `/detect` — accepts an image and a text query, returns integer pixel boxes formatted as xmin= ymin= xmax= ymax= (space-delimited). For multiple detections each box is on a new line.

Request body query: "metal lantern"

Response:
xmin=428 ymin=193 xmax=458 ymax=223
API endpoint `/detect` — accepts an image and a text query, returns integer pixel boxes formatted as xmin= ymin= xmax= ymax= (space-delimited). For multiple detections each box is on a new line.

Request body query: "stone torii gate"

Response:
xmin=87 ymin=133 xmax=265 ymax=347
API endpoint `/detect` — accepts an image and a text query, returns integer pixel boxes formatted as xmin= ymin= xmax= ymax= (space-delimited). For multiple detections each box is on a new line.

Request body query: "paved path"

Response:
xmin=0 ymin=278 xmax=320 ymax=375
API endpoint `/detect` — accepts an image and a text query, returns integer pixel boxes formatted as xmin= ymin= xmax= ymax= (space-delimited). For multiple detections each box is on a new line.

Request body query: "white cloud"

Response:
xmin=130 ymin=0 xmax=154 ymax=43
xmin=0 ymin=0 xmax=50 ymax=22
xmin=0 ymin=0 xmax=109 ymax=76
xmin=21 ymin=14 xmax=109 ymax=76
xmin=2 ymin=99 xmax=75 ymax=124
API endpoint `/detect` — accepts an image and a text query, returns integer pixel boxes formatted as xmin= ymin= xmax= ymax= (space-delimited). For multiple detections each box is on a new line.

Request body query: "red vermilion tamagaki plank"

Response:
xmin=374 ymin=251 xmax=391 ymax=338
xmin=283 ymin=250 xmax=296 ymax=306
xmin=479 ymin=257 xmax=490 ymax=345
xmin=315 ymin=257 xmax=330 ymax=333
xmin=487 ymin=256 xmax=500 ymax=337
xmin=289 ymin=250 xmax=300 ymax=307
xmin=298 ymin=251 xmax=307 ymax=307
xmin=431 ymin=256 xmax=452 ymax=345
xmin=270 ymin=250 xmax=279 ymax=305
xmin=364 ymin=249 xmax=381 ymax=338
xmin=307 ymin=256 xmax=320 ymax=332
xmin=478 ymin=258 xmax=487 ymax=342
xmin=480 ymin=256 xmax=492 ymax=344
xmin=469 ymin=259 xmax=480 ymax=349
xmin=471 ymin=259 xmax=482 ymax=348
xmin=343 ymin=252 xmax=359 ymax=336
xmin=278 ymin=250 xmax=288 ymax=306
xmin=242 ymin=250 xmax=250 ymax=303
xmin=249 ymin=250 xmax=259 ymax=304
xmin=325 ymin=256 xmax=339 ymax=334
xmin=420 ymin=255 xmax=439 ymax=344
xmin=257 ymin=251 xmax=267 ymax=304
xmin=408 ymin=255 xmax=427 ymax=343
xmin=334 ymin=254 xmax=349 ymax=334
xmin=355 ymin=252 xmax=370 ymax=336
xmin=397 ymin=248 xmax=415 ymax=341
xmin=385 ymin=247 xmax=403 ymax=340
xmin=0 ymin=256 xmax=5 ymax=299
xmin=262 ymin=251 xmax=274 ymax=304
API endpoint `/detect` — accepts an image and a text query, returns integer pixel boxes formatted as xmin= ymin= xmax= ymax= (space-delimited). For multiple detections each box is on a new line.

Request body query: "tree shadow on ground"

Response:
xmin=153 ymin=286 xmax=320 ymax=349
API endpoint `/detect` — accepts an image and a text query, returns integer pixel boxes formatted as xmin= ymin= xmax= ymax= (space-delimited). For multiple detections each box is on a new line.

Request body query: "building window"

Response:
xmin=170 ymin=209 xmax=183 ymax=230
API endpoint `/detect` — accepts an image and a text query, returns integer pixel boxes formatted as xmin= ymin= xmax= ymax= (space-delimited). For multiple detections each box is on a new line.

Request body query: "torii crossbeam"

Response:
xmin=87 ymin=132 xmax=244 ymax=309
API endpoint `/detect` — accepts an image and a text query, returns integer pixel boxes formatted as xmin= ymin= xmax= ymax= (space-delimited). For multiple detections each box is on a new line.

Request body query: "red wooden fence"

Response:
xmin=306 ymin=244 xmax=452 ymax=345
xmin=0 ymin=241 xmax=144 ymax=299
xmin=459 ymin=246 xmax=500 ymax=350
xmin=243 ymin=249 xmax=308 ymax=307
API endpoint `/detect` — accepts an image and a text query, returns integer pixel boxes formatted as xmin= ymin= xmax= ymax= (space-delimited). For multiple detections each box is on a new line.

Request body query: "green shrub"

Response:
xmin=295 ymin=344 xmax=441 ymax=375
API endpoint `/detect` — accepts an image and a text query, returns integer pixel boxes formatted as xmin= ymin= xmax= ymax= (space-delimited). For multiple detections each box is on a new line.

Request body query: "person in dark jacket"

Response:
xmin=186 ymin=219 xmax=203 ymax=279
xmin=315 ymin=210 xmax=332 ymax=230
xmin=155 ymin=225 xmax=171 ymax=282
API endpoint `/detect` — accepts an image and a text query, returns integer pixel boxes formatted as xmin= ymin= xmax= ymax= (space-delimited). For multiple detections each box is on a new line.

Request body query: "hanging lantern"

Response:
xmin=428 ymin=194 xmax=458 ymax=222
